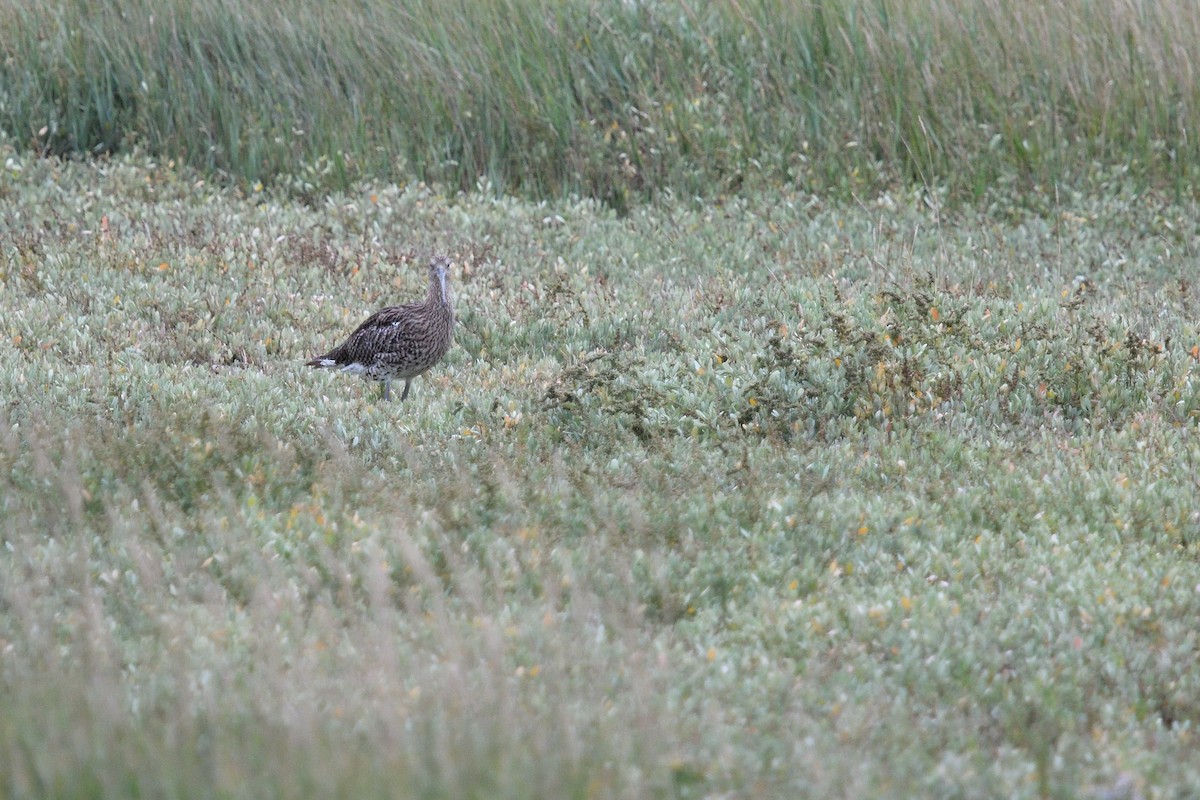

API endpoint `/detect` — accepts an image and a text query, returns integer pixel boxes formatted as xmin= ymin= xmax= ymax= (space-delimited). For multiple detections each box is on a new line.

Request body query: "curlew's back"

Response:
xmin=308 ymin=299 xmax=452 ymax=377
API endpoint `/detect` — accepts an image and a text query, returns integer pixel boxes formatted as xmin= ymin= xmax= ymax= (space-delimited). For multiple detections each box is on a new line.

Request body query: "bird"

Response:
xmin=306 ymin=254 xmax=455 ymax=401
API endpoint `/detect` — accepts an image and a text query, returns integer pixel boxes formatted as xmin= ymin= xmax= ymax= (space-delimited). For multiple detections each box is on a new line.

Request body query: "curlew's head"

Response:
xmin=427 ymin=254 xmax=451 ymax=306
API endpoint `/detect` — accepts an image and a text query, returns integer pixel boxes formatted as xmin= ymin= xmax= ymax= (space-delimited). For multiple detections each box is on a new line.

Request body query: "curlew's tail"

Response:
xmin=306 ymin=356 xmax=338 ymax=368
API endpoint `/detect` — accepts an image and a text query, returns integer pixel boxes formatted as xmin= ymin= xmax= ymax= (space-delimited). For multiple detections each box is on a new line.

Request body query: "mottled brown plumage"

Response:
xmin=306 ymin=255 xmax=454 ymax=401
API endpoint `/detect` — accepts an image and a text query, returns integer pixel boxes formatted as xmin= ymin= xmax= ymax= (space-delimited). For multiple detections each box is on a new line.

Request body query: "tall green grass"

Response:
xmin=2 ymin=0 xmax=1199 ymax=204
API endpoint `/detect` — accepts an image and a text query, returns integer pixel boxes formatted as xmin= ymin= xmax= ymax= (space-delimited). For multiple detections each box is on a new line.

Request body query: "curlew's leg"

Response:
xmin=400 ymin=379 xmax=412 ymax=401
xmin=382 ymin=379 xmax=392 ymax=401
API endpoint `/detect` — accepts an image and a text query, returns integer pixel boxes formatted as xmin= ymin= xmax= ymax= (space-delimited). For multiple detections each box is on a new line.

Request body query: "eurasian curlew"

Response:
xmin=306 ymin=254 xmax=455 ymax=401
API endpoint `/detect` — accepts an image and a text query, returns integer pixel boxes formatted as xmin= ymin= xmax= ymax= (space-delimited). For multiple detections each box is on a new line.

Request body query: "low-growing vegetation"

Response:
xmin=2 ymin=147 xmax=1199 ymax=798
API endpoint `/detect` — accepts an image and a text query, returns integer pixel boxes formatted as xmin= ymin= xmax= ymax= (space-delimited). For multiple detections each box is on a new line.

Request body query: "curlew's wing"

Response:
xmin=344 ymin=302 xmax=422 ymax=337
xmin=308 ymin=302 xmax=421 ymax=366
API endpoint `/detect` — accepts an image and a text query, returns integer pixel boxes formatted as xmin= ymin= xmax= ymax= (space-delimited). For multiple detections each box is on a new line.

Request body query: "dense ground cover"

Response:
xmin=2 ymin=148 xmax=1199 ymax=797
xmin=3 ymin=2 xmax=1200 ymax=796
